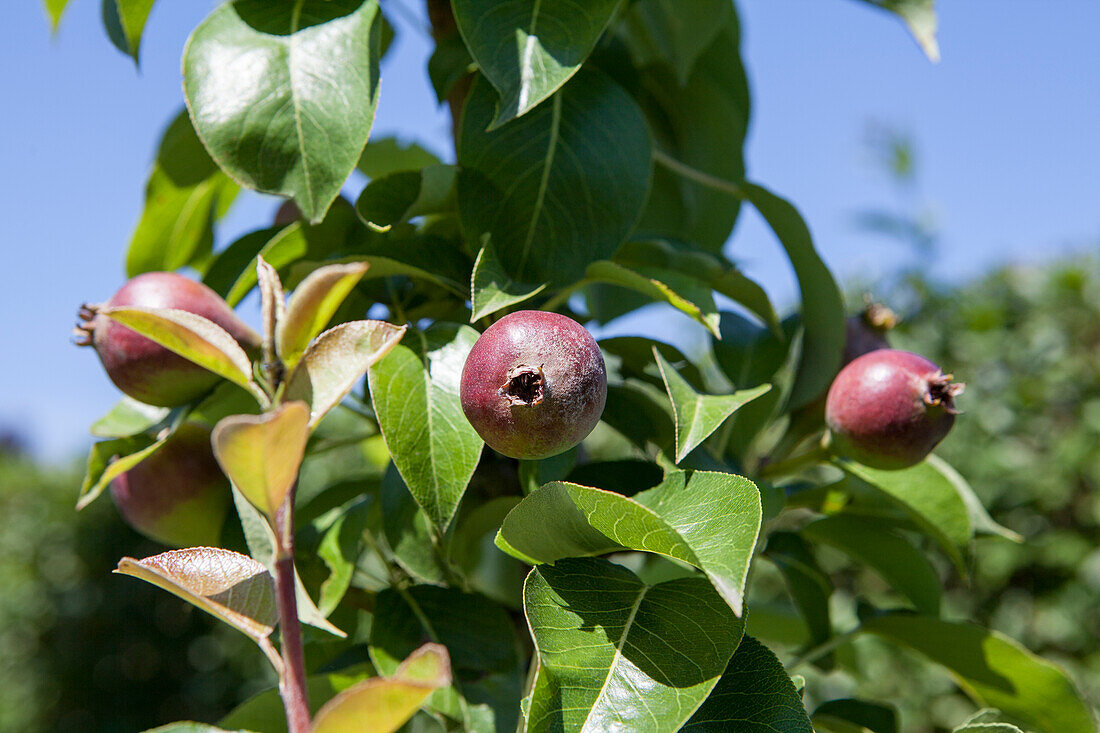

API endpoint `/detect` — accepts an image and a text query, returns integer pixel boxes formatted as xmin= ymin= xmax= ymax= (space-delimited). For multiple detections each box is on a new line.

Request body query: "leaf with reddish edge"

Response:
xmin=285 ymin=320 xmax=407 ymax=427
xmin=311 ymin=643 xmax=452 ymax=733
xmin=256 ymin=257 xmax=286 ymax=360
xmin=115 ymin=547 xmax=276 ymax=644
xmin=101 ymin=306 xmax=267 ymax=406
xmin=277 ymin=262 xmax=371 ymax=368
xmin=212 ymin=402 xmax=311 ymax=517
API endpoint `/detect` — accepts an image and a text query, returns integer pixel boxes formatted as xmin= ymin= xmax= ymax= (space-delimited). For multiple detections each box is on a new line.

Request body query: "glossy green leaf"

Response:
xmin=277 ymin=262 xmax=371 ymax=368
xmin=106 ymin=0 xmax=156 ymax=61
xmin=355 ymin=165 xmax=457 ymax=229
xmin=183 ymin=0 xmax=383 ymax=222
xmin=315 ymin=497 xmax=370 ymax=617
xmin=864 ymin=615 xmax=1095 ymax=733
xmin=101 ymin=306 xmax=266 ymax=404
xmin=600 ymin=378 xmax=675 ymax=453
xmin=451 ymin=0 xmax=621 ymax=127
xmin=115 ymin=547 xmax=276 ymax=643
xmin=285 ymin=320 xmax=407 ymax=427
xmin=212 ymin=401 xmax=310 ymax=517
xmin=370 ymin=585 xmax=524 ymax=732
xmin=620 ymin=0 xmax=733 ymax=85
xmin=653 ymin=347 xmax=771 ymax=462
xmin=585 ymin=260 xmax=721 ymax=337
xmin=740 ymin=183 xmax=845 ymax=408
xmin=523 ymin=557 xmax=743 ymax=732
xmin=812 ymin=698 xmax=898 ymax=733
xmin=367 ymin=323 xmax=483 ymax=530
xmin=89 ymin=397 xmax=173 ymax=438
xmin=630 ymin=21 xmax=748 ymax=251
xmin=127 ymin=110 xmax=238 ymax=276
xmin=927 ymin=455 xmax=1022 ymax=542
xmin=312 ymin=644 xmax=452 ymax=733
xmin=953 ymin=709 xmax=1024 ymax=733
xmin=837 ymin=458 xmax=973 ymax=574
xmin=682 ymin=636 xmax=813 ymax=732
xmin=855 ymin=0 xmax=939 ymax=62
xmin=764 ymin=532 xmax=832 ymax=650
xmin=357 ymin=136 xmax=442 ymax=179
xmin=801 ymin=514 xmax=941 ymax=615
xmin=469 ymin=239 xmax=547 ymax=322
xmin=498 ymin=470 xmax=761 ymax=615
xmin=77 ymin=432 xmax=166 ymax=509
xmin=458 ymin=71 xmax=651 ymax=286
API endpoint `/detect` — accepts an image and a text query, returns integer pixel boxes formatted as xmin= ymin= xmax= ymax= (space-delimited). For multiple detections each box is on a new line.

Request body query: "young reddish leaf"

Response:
xmin=285 ymin=320 xmax=407 ymax=427
xmin=115 ymin=547 xmax=276 ymax=643
xmin=211 ymin=402 xmax=311 ymax=517
xmin=311 ymin=643 xmax=452 ymax=733
xmin=277 ymin=262 xmax=371 ymax=368
xmin=101 ymin=306 xmax=267 ymax=406
xmin=255 ymin=257 xmax=285 ymax=358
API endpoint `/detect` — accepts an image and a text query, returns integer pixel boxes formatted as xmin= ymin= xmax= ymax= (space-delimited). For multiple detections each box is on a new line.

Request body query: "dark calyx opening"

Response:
xmin=501 ymin=365 xmax=545 ymax=406
xmin=925 ymin=373 xmax=964 ymax=414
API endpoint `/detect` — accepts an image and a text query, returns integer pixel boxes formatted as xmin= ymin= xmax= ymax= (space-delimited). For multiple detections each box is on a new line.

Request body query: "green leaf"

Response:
xmin=355 ymin=165 xmax=457 ymax=229
xmin=801 ymin=514 xmax=941 ymax=615
xmin=115 ymin=547 xmax=276 ymax=643
xmin=315 ymin=497 xmax=370 ymax=617
xmin=653 ymin=347 xmax=771 ymax=462
xmin=101 ymin=0 xmax=156 ymax=60
xmin=600 ymin=337 xmax=704 ymax=391
xmin=77 ymin=432 xmax=166 ymax=509
xmin=812 ymin=698 xmax=898 ymax=733
xmin=620 ymin=0 xmax=733 ymax=85
xmin=277 ymin=262 xmax=372 ymax=368
xmin=764 ymin=532 xmax=832 ymax=650
xmin=497 ymin=470 xmax=761 ymax=615
xmin=523 ymin=557 xmax=744 ymax=732
xmin=585 ymin=260 xmax=721 ymax=337
xmin=367 ymin=324 xmax=483 ymax=530
xmin=469 ymin=239 xmax=547 ymax=322
xmin=863 ymin=615 xmax=1096 ymax=733
xmin=183 ymin=0 xmax=383 ymax=222
xmin=143 ymin=724 xmax=258 ymax=733
xmin=927 ymin=455 xmax=1022 ymax=542
xmin=458 ymin=71 xmax=651 ymax=286
xmin=370 ymin=586 xmax=524 ymax=731
xmin=629 ymin=20 xmax=749 ymax=251
xmin=357 ymin=137 xmax=442 ymax=179
xmin=682 ymin=636 xmax=813 ymax=732
xmin=837 ymin=458 xmax=973 ymax=574
xmin=600 ymin=379 xmax=674 ymax=453
xmin=451 ymin=0 xmax=621 ymax=127
xmin=212 ymin=402 xmax=311 ymax=517
xmin=220 ymin=665 xmax=374 ymax=731
xmin=90 ymin=397 xmax=173 ymax=438
xmin=285 ymin=320 xmax=408 ymax=427
xmin=855 ymin=0 xmax=939 ymax=62
xmin=953 ymin=709 xmax=1024 ymax=733
xmin=380 ymin=465 xmax=447 ymax=585
xmin=221 ymin=200 xmax=361 ymax=306
xmin=44 ymin=0 xmax=71 ymax=31
xmin=740 ymin=183 xmax=845 ymax=408
xmin=427 ymin=33 xmax=474 ymax=103
xmin=100 ymin=306 xmax=266 ymax=405
xmin=127 ymin=110 xmax=238 ymax=277
xmin=312 ymin=644 xmax=452 ymax=733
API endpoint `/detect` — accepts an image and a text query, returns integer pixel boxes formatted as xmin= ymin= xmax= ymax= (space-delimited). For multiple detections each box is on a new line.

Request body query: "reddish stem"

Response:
xmin=274 ymin=496 xmax=311 ymax=733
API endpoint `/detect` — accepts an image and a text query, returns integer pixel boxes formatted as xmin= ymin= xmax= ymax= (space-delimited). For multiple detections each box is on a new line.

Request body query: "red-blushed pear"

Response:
xmin=109 ymin=423 xmax=230 ymax=547
xmin=75 ymin=272 xmax=261 ymax=407
xmin=826 ymin=349 xmax=963 ymax=469
xmin=460 ymin=310 xmax=606 ymax=459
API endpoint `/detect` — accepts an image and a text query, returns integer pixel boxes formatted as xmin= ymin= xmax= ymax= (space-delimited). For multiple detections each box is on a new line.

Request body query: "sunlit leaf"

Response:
xmin=277 ymin=262 xmax=371 ymax=368
xmin=355 ymin=165 xmax=457 ymax=229
xmin=90 ymin=397 xmax=173 ymax=438
xmin=585 ymin=260 xmax=721 ymax=337
xmin=115 ymin=547 xmax=276 ymax=642
xmin=285 ymin=320 xmax=407 ymax=427
xmin=77 ymin=432 xmax=166 ymax=509
xmin=855 ymin=0 xmax=939 ymax=62
xmin=469 ymin=239 xmax=547 ymax=322
xmin=357 ymin=136 xmax=442 ymax=179
xmin=212 ymin=402 xmax=311 ymax=516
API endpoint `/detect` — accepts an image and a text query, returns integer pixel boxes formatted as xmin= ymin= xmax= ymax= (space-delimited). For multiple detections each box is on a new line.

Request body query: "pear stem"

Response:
xmin=274 ymin=491 xmax=311 ymax=733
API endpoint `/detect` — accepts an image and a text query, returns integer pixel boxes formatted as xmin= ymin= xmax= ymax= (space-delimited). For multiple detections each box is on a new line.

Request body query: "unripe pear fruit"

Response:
xmin=110 ymin=423 xmax=230 ymax=547
xmin=460 ymin=311 xmax=607 ymax=460
xmin=842 ymin=300 xmax=897 ymax=365
xmin=825 ymin=349 xmax=963 ymax=469
xmin=75 ymin=272 xmax=261 ymax=407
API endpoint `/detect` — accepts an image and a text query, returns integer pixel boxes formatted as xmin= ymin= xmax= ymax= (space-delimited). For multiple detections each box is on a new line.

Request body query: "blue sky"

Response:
xmin=3 ymin=1 xmax=1098 ymax=460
